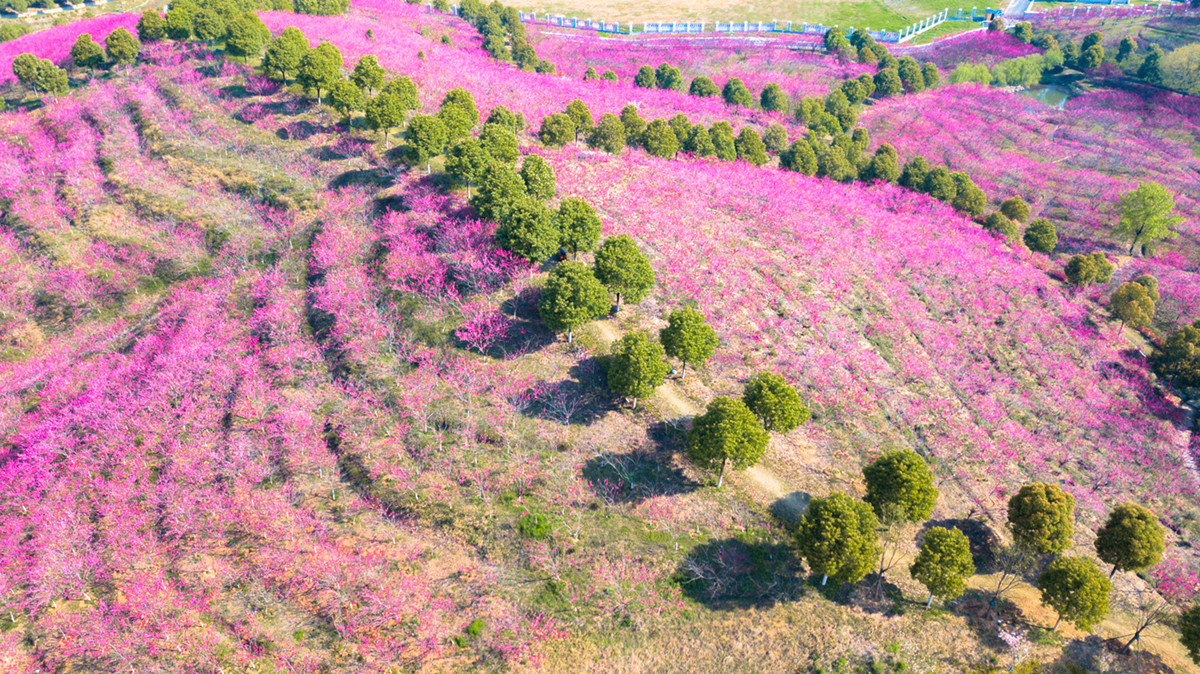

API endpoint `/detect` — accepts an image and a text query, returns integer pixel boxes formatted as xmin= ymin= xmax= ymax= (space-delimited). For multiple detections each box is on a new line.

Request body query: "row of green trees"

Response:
xmin=454 ymin=0 xmax=556 ymax=73
xmin=10 ymin=27 xmax=139 ymax=97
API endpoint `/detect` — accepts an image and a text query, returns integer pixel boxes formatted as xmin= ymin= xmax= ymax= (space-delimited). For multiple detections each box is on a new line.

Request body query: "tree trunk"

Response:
xmin=615 ymin=293 xmax=622 ymax=312
xmin=384 ymin=130 xmax=389 ymax=149
xmin=680 ymin=361 xmax=687 ymax=378
xmin=1124 ymin=631 xmax=1142 ymax=652
xmin=632 ymin=396 xmax=638 ymax=410
xmin=821 ymin=574 xmax=828 ymax=586
xmin=1053 ymin=615 xmax=1061 ymax=631
xmin=927 ymin=593 xmax=934 ymax=608
xmin=567 ymin=327 xmax=573 ymax=343
xmin=716 ymin=457 xmax=726 ymax=488
xmin=1110 ymin=564 xmax=1118 ymax=579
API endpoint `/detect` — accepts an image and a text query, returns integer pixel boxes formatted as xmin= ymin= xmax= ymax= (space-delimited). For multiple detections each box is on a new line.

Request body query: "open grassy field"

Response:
xmin=508 ymin=0 xmax=957 ymax=32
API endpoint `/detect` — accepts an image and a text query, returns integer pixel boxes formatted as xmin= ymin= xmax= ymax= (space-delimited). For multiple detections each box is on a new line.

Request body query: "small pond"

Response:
xmin=1018 ymin=84 xmax=1074 ymax=110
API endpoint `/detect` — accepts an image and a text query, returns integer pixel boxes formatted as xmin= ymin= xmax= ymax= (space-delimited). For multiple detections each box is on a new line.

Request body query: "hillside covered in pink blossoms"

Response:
xmin=2 ymin=0 xmax=1200 ymax=671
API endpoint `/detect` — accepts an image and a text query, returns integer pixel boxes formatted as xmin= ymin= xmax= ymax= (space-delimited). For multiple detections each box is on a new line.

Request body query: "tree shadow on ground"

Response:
xmin=673 ymin=536 xmax=805 ymax=610
xmin=276 ymin=120 xmax=332 ymax=141
xmin=956 ymin=587 xmax=1018 ymax=651
xmin=769 ymin=490 xmax=811 ymax=527
xmin=329 ymin=167 xmax=394 ymax=191
xmin=1056 ymin=635 xmax=1174 ymax=674
xmin=260 ymin=98 xmax=311 ymax=117
xmin=923 ymin=517 xmax=1001 ymax=573
xmin=579 ymin=445 xmax=699 ymax=505
xmin=525 ymin=366 xmax=614 ymax=428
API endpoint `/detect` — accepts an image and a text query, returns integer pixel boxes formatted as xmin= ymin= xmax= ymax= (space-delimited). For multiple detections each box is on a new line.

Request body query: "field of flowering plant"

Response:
xmin=0 ymin=13 xmax=139 ymax=83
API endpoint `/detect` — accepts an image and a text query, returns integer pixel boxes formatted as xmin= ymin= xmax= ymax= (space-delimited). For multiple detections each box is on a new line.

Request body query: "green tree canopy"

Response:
xmin=762 ymin=123 xmax=789 ymax=154
xmin=898 ymin=155 xmax=929 ymax=190
xmin=781 ymin=140 xmax=818 ymax=175
xmin=1082 ymin=31 xmax=1103 ymax=51
xmin=438 ymin=87 xmax=479 ymax=140
xmin=365 ymin=92 xmax=404 ymax=147
xmin=760 ymin=82 xmax=789 ymax=113
xmin=1064 ymin=252 xmax=1114 ymax=290
xmin=594 ymin=235 xmax=655 ymax=311
xmin=485 ymin=104 xmax=522 ymax=131
xmin=910 ymin=527 xmax=975 ymax=605
xmin=105 ymin=27 xmax=140 ymax=65
xmin=642 ymin=119 xmax=679 ymax=159
xmin=1038 ymin=556 xmax=1112 ymax=631
xmin=263 ymin=26 xmax=309 ymax=82
xmin=445 ymin=137 xmax=493 ymax=195
xmin=660 ymin=305 xmax=718 ymax=377
xmin=537 ymin=260 xmax=609 ymax=342
xmin=564 ymin=99 xmax=592 ymax=139
xmin=497 ymin=198 xmax=560 ymax=263
xmin=922 ymin=62 xmax=940 ymax=88
xmin=556 ymin=197 xmax=602 ymax=258
xmin=589 ymin=113 xmax=626 ymax=153
xmin=519 ymin=154 xmax=556 ymax=199
xmin=1023 ymin=217 xmax=1057 ymax=253
xmin=192 ymin=8 xmax=226 ymax=45
xmin=668 ymin=113 xmax=692 ymax=145
xmin=225 ymin=14 xmax=267 ymax=63
xmin=1116 ymin=36 xmax=1136 ymax=62
xmin=897 ymin=56 xmax=925 ymax=93
xmin=722 ymin=77 xmax=754 ymax=107
xmin=873 ymin=68 xmax=903 ymax=98
xmin=1155 ymin=320 xmax=1200 ymax=389
xmin=297 ymin=41 xmax=342 ymax=104
xmin=1138 ymin=45 xmax=1164 ymax=83
xmin=796 ymin=492 xmax=880 ymax=585
xmin=538 ymin=112 xmax=576 ymax=147
xmin=382 ymin=76 xmax=419 ymax=111
xmin=861 ymin=143 xmax=900 ymax=183
xmin=404 ymin=114 xmax=448 ymax=171
xmin=608 ymin=331 xmax=671 ymax=408
xmin=327 ymin=79 xmax=363 ymax=121
xmin=71 ymin=33 xmax=104 ymax=72
xmin=689 ymin=76 xmax=719 ymax=97
xmin=951 ymin=172 xmax=986 ymax=217
xmin=710 ymin=121 xmax=736 ymax=161
xmin=1134 ymin=274 xmax=1160 ymax=301
xmin=470 ymin=162 xmax=526 ymax=222
xmin=351 ymin=54 xmax=384 ymax=94
xmin=686 ymin=396 xmax=769 ymax=487
xmin=136 ymin=11 xmax=166 ymax=43
xmin=1013 ymin=21 xmax=1033 ymax=43
xmin=634 ymin=64 xmax=655 ymax=88
xmin=683 ymin=125 xmax=715 ymax=157
xmin=1094 ymin=503 xmax=1165 ymax=577
xmin=1181 ymin=605 xmax=1200 ymax=665
xmin=742 ymin=371 xmax=808 ymax=432
xmin=735 ymin=128 xmax=768 ymax=166
xmin=655 ymin=61 xmax=683 ymax=90
xmin=1008 ymin=482 xmax=1075 ymax=555
xmin=1108 ymin=282 xmax=1155 ymax=331
xmin=1000 ymin=196 xmax=1030 ymax=223
xmin=1115 ymin=181 xmax=1182 ymax=255
xmin=863 ymin=449 xmax=938 ymax=523
xmin=479 ymin=122 xmax=518 ymax=163
xmin=165 ymin=6 xmax=195 ymax=41
xmin=922 ymin=166 xmax=956 ymax=202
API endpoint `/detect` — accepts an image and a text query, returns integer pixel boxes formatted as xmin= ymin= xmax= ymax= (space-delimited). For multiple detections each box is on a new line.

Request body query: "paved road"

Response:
xmin=1005 ymin=0 xmax=1035 ymax=19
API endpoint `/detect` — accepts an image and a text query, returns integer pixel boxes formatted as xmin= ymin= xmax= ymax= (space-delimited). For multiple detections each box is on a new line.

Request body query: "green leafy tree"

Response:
xmin=438 ymin=87 xmax=479 ymax=141
xmin=796 ymin=492 xmax=880 ymax=585
xmin=365 ymin=92 xmax=404 ymax=147
xmin=985 ymin=212 xmax=1021 ymax=246
xmin=486 ymin=104 xmax=521 ymax=131
xmin=922 ymin=166 xmax=956 ymax=202
xmin=1108 ymin=282 xmax=1155 ymax=332
xmin=192 ymin=8 xmax=225 ymax=46
xmin=655 ymin=61 xmax=683 ymax=90
xmin=861 ymin=143 xmax=900 ymax=183
xmin=594 ymin=235 xmax=654 ymax=311
xmin=710 ymin=122 xmax=736 ymax=161
xmin=735 ymin=128 xmax=768 ymax=166
xmin=601 ymin=69 xmax=618 ymax=82
xmin=1116 ymin=36 xmax=1136 ymax=63
xmin=873 ymin=68 xmax=903 ymax=98
xmin=496 ymin=198 xmax=561 ymax=264
xmin=1094 ymin=503 xmax=1165 ymax=578
xmin=519 ymin=154 xmax=555 ymax=199
xmin=1154 ymin=320 xmax=1200 ymax=389
xmin=105 ymin=28 xmax=140 ymax=65
xmin=1064 ymin=252 xmax=1114 ymax=290
xmin=71 ymin=33 xmax=104 ymax=73
xmin=817 ymin=147 xmax=856 ymax=183
xmin=762 ymin=123 xmax=788 ymax=155
xmin=683 ymin=125 xmax=715 ymax=157
xmin=537 ymin=260 xmax=608 ymax=342
xmin=589 ymin=113 xmax=626 ymax=154
xmin=471 ymin=163 xmax=526 ymax=222
xmin=1008 ymin=482 xmax=1075 ymax=555
xmin=295 ymin=0 xmax=349 ymax=15
xmin=760 ymin=82 xmax=789 ymax=113
xmin=823 ymin=89 xmax=856 ymax=131
xmin=327 ymin=79 xmax=362 ymax=122
xmin=742 ymin=371 xmax=808 ymax=432
xmin=781 ymin=140 xmax=818 ymax=175
xmin=1138 ymin=45 xmax=1164 ymax=83
xmin=634 ymin=64 xmax=655 ymax=88
xmin=1082 ymin=31 xmax=1103 ymax=51
xmin=660 ymin=306 xmax=717 ymax=377
xmin=564 ymin=99 xmax=592 ymax=140
xmin=382 ymin=76 xmax=419 ymax=112
xmin=863 ymin=449 xmax=937 ymax=522
xmin=11 ymin=53 xmax=38 ymax=89
xmin=225 ymin=15 xmax=266 ymax=63
xmin=445 ymin=137 xmax=493 ymax=197
xmin=1062 ymin=42 xmax=1081 ymax=69
xmin=480 ymin=122 xmax=519 ymax=163
xmin=686 ymin=396 xmax=769 ymax=487
xmin=722 ymin=77 xmax=754 ymax=108
xmin=1038 ymin=556 xmax=1112 ymax=631
xmin=689 ymin=76 xmax=719 ymax=97
xmin=608 ymin=332 xmax=671 ymax=408
xmin=27 ymin=58 xmax=67 ymax=96
xmin=898 ymin=155 xmax=929 ymax=190
xmin=404 ymin=114 xmax=447 ymax=172
xmin=557 ymin=197 xmax=602 ymax=258
xmin=297 ymin=41 xmax=342 ymax=104
xmin=263 ymin=26 xmax=308 ymax=83
xmin=951 ymin=172 xmax=986 ymax=217
xmin=165 ymin=6 xmax=195 ymax=41
xmin=642 ymin=119 xmax=679 ymax=159
xmin=582 ymin=66 xmax=597 ymax=80
xmin=1115 ymin=181 xmax=1182 ymax=255
xmin=136 ymin=11 xmax=166 ymax=43
xmin=1000 ymin=196 xmax=1030 ymax=223
xmin=1181 ymin=605 xmax=1200 ymax=665
xmin=537 ymin=112 xmax=574 ymax=147
xmin=1034 ymin=33 xmax=1058 ymax=51
xmin=1134 ymin=274 xmax=1160 ymax=301
xmin=1079 ymin=44 xmax=1104 ymax=70
xmin=897 ymin=56 xmax=925 ymax=93
xmin=922 ymin=62 xmax=940 ymax=88
xmin=1023 ymin=217 xmax=1058 ymax=253
xmin=668 ymin=113 xmax=692 ymax=145
xmin=823 ymin=27 xmax=852 ymax=61
xmin=911 ymin=527 xmax=975 ymax=606
xmin=1013 ymin=21 xmax=1033 ymax=44
xmin=351 ymin=54 xmax=384 ymax=94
